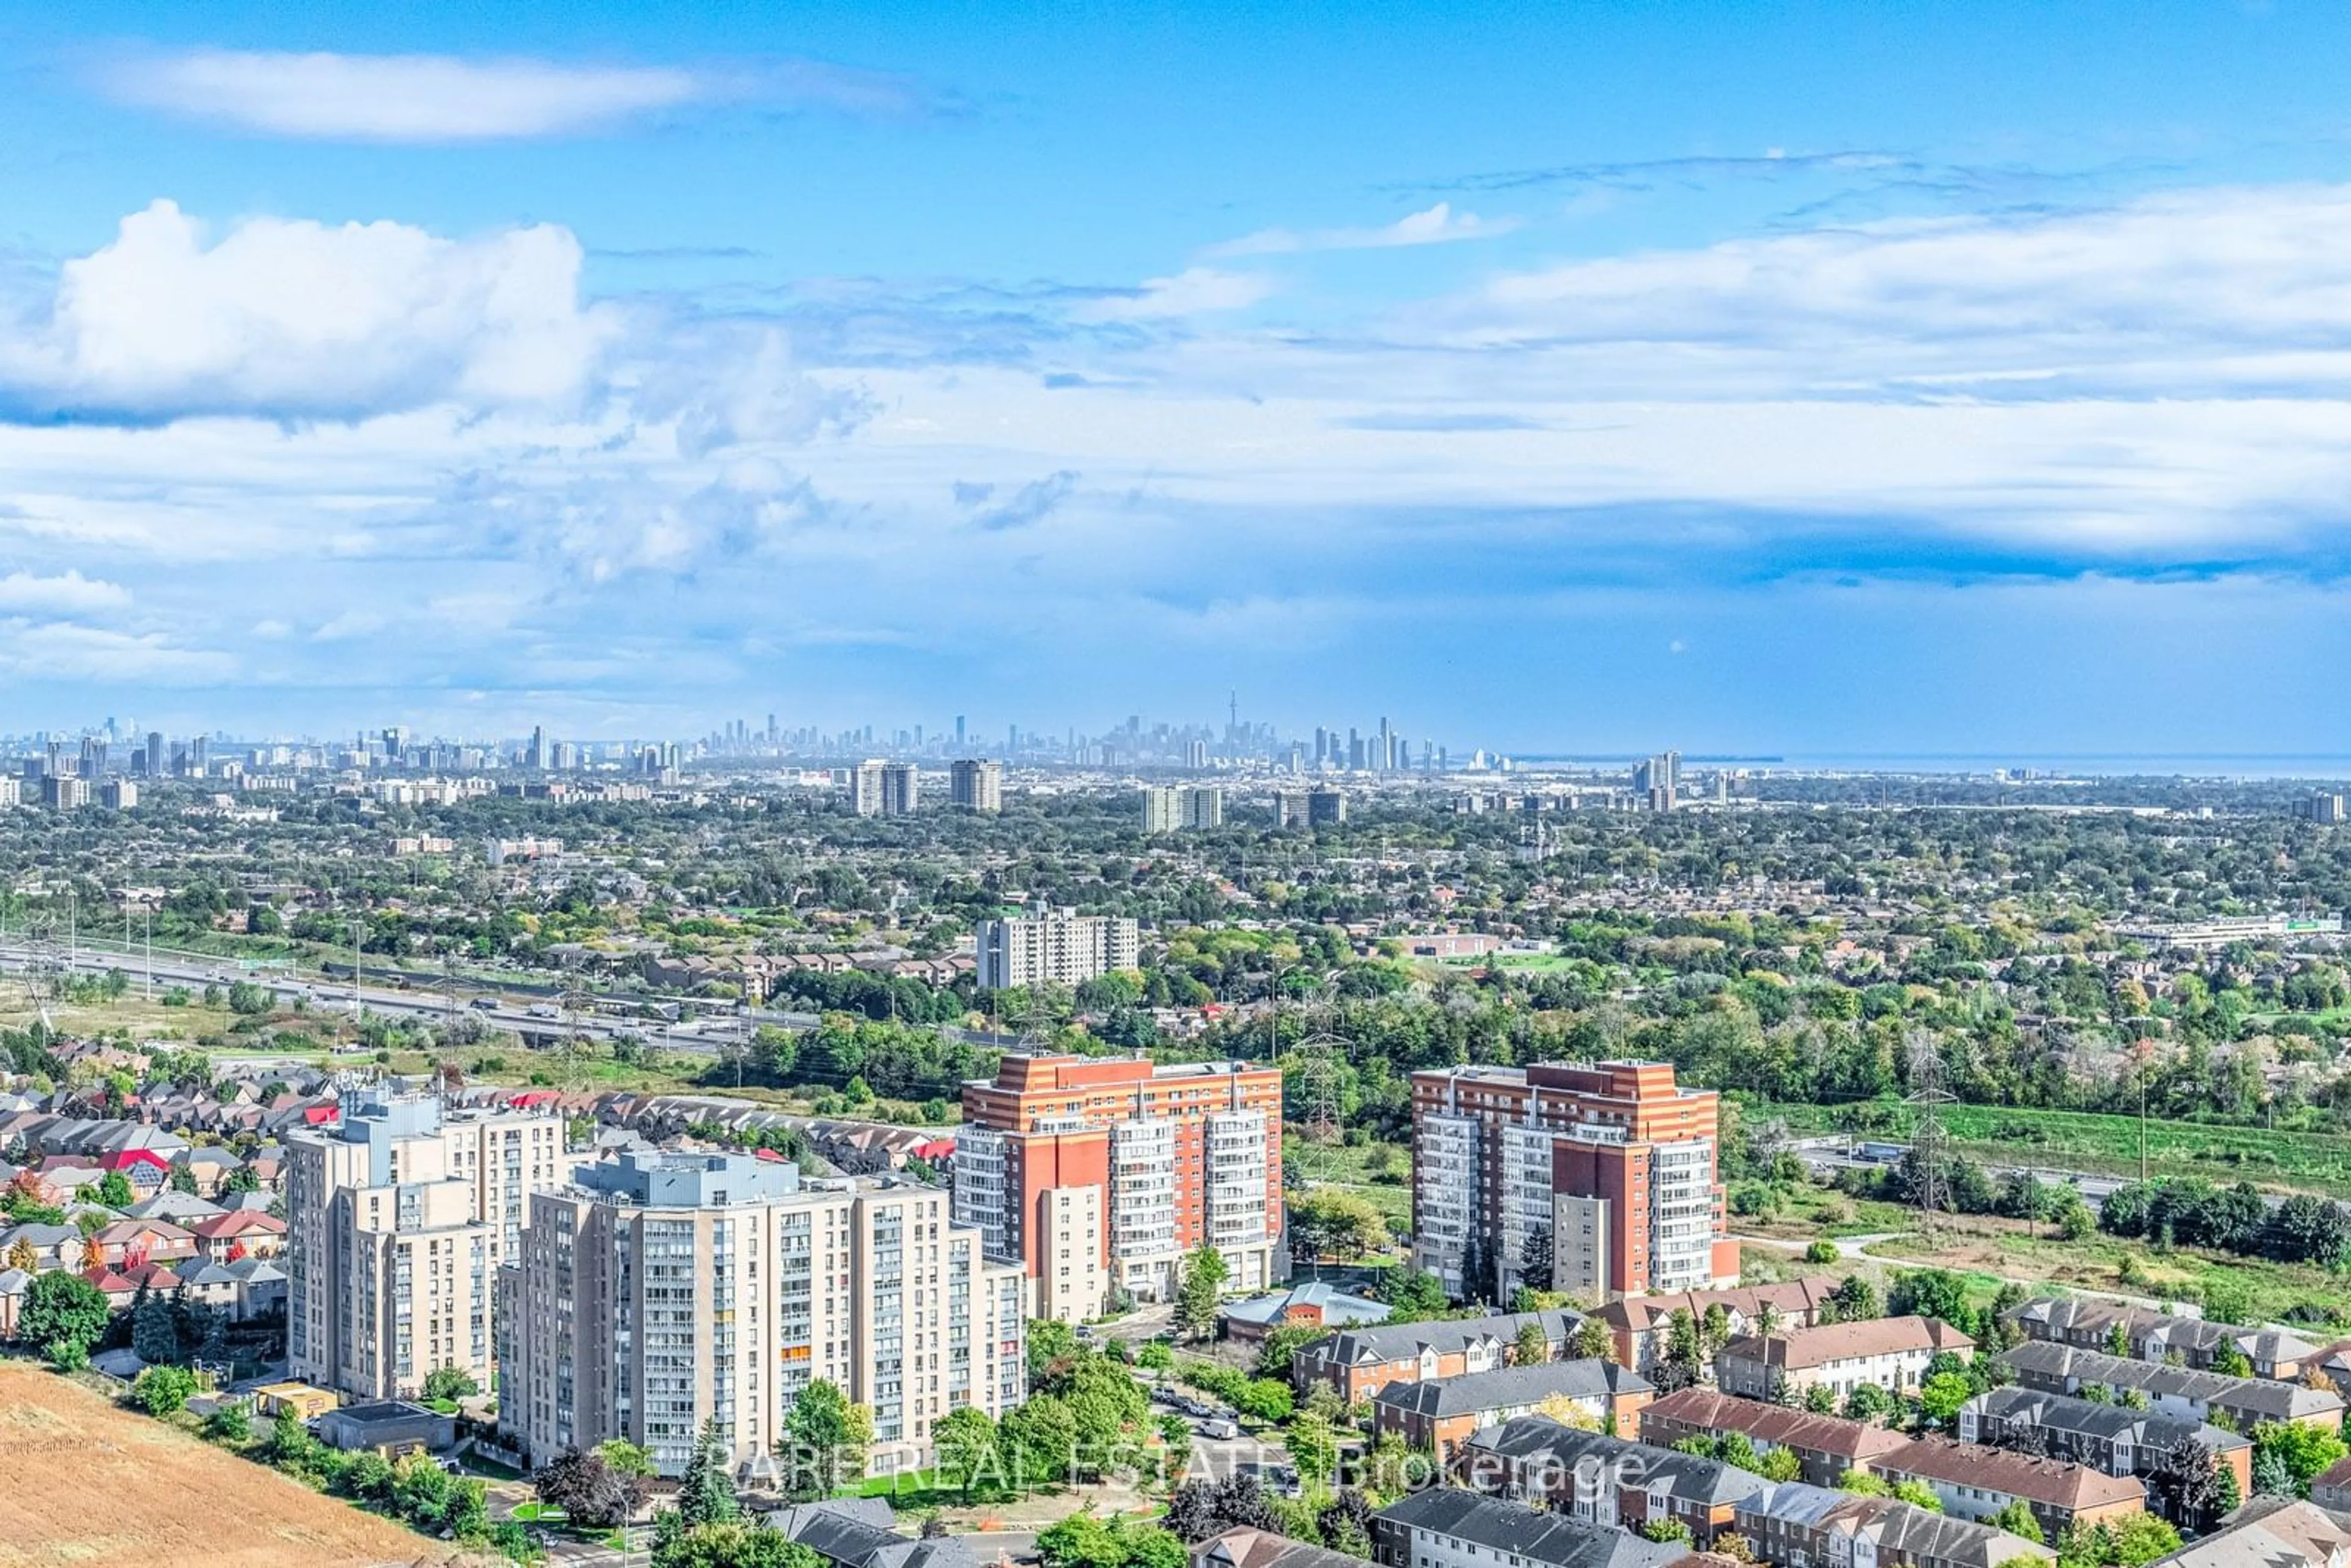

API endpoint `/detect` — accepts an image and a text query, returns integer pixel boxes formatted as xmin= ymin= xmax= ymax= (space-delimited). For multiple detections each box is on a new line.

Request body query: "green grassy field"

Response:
xmin=1854 ymin=1213 xmax=2351 ymax=1329
xmin=1432 ymin=952 xmax=1578 ymax=973
xmin=1286 ymin=1134 xmax=1412 ymax=1229
xmin=1746 ymin=1096 xmax=2351 ymax=1199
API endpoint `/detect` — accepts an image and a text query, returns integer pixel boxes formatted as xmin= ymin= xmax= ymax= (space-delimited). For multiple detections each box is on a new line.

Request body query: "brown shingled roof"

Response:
xmin=1721 ymin=1315 xmax=1973 ymax=1371
xmin=1877 ymin=1436 xmax=2148 ymax=1512
xmin=1643 ymin=1386 xmax=1911 ymax=1461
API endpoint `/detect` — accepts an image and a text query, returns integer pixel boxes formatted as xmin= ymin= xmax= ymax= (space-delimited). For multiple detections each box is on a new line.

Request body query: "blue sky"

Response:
xmin=4 ymin=2 xmax=2351 ymax=752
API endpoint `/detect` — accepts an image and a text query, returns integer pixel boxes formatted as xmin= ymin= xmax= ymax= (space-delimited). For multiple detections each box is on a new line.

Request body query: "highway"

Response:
xmin=0 ymin=939 xmax=1024 ymax=1060
xmin=0 ymin=939 xmax=751 ymax=1052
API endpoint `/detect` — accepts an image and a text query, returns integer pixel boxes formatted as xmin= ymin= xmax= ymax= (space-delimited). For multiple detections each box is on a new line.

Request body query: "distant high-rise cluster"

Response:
xmin=2300 ymin=790 xmax=2345 ymax=825
xmin=1308 ymin=715 xmax=1436 ymax=774
xmin=1633 ymin=749 xmax=1681 ymax=811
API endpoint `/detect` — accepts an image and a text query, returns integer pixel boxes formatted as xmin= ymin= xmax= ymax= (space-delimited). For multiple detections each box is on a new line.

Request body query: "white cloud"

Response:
xmin=1425 ymin=183 xmax=2351 ymax=397
xmin=1074 ymin=268 xmax=1275 ymax=322
xmin=89 ymin=48 xmax=949 ymax=142
xmin=1207 ymin=201 xmax=1521 ymax=257
xmin=0 ymin=569 xmax=130 ymax=613
xmin=3 ymin=200 xmax=617 ymax=421
xmin=96 ymin=49 xmax=703 ymax=142
xmin=0 ymin=621 xmax=237 ymax=683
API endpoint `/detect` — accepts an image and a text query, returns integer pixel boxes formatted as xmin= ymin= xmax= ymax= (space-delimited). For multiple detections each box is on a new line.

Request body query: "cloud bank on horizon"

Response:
xmin=4 ymin=13 xmax=2351 ymax=749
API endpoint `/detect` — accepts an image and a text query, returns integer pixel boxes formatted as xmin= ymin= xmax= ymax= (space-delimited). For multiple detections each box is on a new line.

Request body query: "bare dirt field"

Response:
xmin=0 ymin=1360 xmax=462 ymax=1568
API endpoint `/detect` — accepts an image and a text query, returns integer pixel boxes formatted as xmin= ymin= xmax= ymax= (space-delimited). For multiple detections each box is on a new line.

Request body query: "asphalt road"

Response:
xmin=0 ymin=939 xmax=1027 ymax=1062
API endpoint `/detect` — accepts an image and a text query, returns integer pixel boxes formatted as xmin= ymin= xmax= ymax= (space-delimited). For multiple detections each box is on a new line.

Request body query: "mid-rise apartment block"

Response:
xmin=1181 ymin=787 xmax=1223 ymax=829
xmin=954 ymin=1052 xmax=1282 ymax=1318
xmin=950 ymin=759 xmax=1003 ymax=812
xmin=504 ymin=1151 xmax=1026 ymax=1479
xmin=973 ymin=907 xmax=1141 ymax=991
xmin=1411 ymin=1060 xmax=1738 ymax=1304
xmin=286 ymin=1091 xmax=562 ymax=1400
xmin=1140 ymin=786 xmax=1181 ymax=833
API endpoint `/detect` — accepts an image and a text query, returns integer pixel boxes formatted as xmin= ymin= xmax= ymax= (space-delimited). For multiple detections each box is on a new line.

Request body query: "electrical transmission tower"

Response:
xmin=1903 ymin=1030 xmax=1957 ymax=1225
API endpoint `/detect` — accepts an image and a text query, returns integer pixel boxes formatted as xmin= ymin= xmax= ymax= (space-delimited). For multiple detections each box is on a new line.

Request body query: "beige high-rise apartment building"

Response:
xmin=285 ymin=1090 xmax=563 ymax=1400
xmin=1139 ymin=786 xmax=1181 ymax=833
xmin=950 ymin=759 xmax=1003 ymax=812
xmin=850 ymin=760 xmax=885 ymax=816
xmin=1180 ymin=787 xmax=1223 ymax=829
xmin=504 ymin=1151 xmax=1027 ymax=1478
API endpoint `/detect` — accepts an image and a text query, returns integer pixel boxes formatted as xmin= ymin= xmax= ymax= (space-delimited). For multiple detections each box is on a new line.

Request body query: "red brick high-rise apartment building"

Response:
xmin=954 ymin=1052 xmax=1283 ymax=1321
xmin=1411 ymin=1060 xmax=1738 ymax=1304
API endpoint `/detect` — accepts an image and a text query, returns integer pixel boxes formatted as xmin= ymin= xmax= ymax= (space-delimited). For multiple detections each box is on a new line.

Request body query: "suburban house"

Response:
xmin=174 ymin=1255 xmax=288 ymax=1322
xmin=1872 ymin=1436 xmax=2148 ymax=1539
xmin=1221 ymin=1281 xmax=1392 ymax=1345
xmin=1295 ymin=1309 xmax=1585 ymax=1405
xmin=760 ymin=1496 xmax=975 ymax=1568
xmin=0 ymin=1221 xmax=86 ymax=1272
xmin=1733 ymin=1483 xmax=2056 ymax=1568
xmin=1716 ymin=1316 xmax=1973 ymax=1403
xmin=2304 ymin=1457 xmax=2351 ymax=1514
xmin=1958 ymin=1387 xmax=2254 ymax=1504
xmin=1638 ymin=1386 xmax=1910 ymax=1487
xmin=1997 ymin=1341 xmax=2347 ymax=1433
xmin=183 ymin=1210 xmax=287 ymax=1263
xmin=0 ymin=1267 xmax=25 ymax=1338
xmin=1197 ymin=1528 xmax=1382 ymax=1568
xmin=2140 ymin=1497 xmax=2351 ymax=1568
xmin=1371 ymin=1359 xmax=1655 ymax=1461
xmin=1591 ymin=1280 xmax=1840 ymax=1375
xmin=84 ymin=1218 xmax=198 ymax=1270
xmin=171 ymin=1147 xmax=248 ymax=1196
xmin=1458 ymin=1415 xmax=1768 ymax=1546
xmin=1369 ymin=1484 xmax=1687 ymax=1568
xmin=2003 ymin=1298 xmax=2318 ymax=1381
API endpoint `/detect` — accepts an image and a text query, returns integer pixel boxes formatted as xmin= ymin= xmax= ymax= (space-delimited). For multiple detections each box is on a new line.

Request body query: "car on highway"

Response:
xmin=470 ymin=997 xmax=501 ymax=1011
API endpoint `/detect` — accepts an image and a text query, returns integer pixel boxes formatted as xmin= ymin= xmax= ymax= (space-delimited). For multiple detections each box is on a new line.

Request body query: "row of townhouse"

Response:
xmin=1461 ymin=1409 xmax=2145 ymax=1544
xmin=1458 ymin=1415 xmax=1768 ymax=1545
xmin=1591 ymin=1280 xmax=1842 ymax=1378
xmin=1368 ymin=1485 xmax=1690 ymax=1568
xmin=1715 ymin=1317 xmax=1976 ymax=1403
xmin=1295 ymin=1309 xmax=1588 ymax=1406
xmin=1997 ymin=1341 xmax=2347 ymax=1433
xmin=2003 ymin=1297 xmax=2322 ymax=1381
xmin=1360 ymin=1476 xmax=2053 ymax=1568
xmin=1869 ymin=1436 xmax=2147 ymax=1541
xmin=1733 ymin=1482 xmax=2057 ymax=1568
xmin=1374 ymin=1362 xmax=1656 ymax=1462
xmin=1638 ymin=1387 xmax=1911 ymax=1487
xmin=1959 ymin=1386 xmax=2255 ymax=1504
